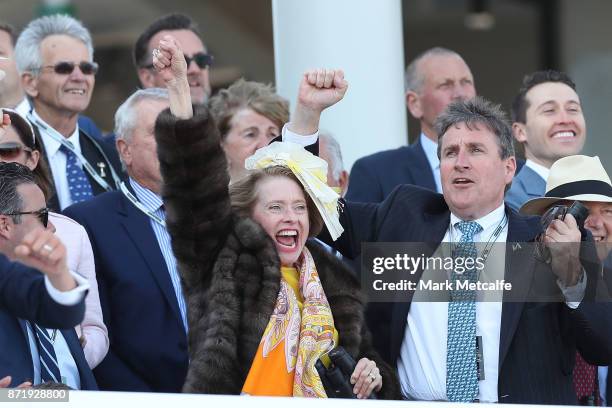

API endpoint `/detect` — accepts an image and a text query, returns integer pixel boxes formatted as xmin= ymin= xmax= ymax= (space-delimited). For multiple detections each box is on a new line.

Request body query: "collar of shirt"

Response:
xmin=14 ymin=98 xmax=31 ymax=118
xmin=525 ymin=159 xmax=550 ymax=181
xmin=420 ymin=132 xmax=439 ymax=169
xmin=129 ymin=177 xmax=163 ymax=213
xmin=32 ymin=109 xmax=82 ymax=157
xmin=449 ymin=202 xmax=506 ymax=241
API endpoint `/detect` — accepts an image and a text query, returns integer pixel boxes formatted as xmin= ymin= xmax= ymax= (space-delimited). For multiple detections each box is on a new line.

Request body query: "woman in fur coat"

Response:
xmin=152 ymin=36 xmax=401 ymax=399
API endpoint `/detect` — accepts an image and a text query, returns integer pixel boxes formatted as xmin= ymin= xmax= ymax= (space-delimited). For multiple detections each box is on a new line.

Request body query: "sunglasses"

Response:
xmin=145 ymin=52 xmax=214 ymax=70
xmin=41 ymin=61 xmax=99 ymax=76
xmin=0 ymin=142 xmax=33 ymax=160
xmin=3 ymin=208 xmax=49 ymax=228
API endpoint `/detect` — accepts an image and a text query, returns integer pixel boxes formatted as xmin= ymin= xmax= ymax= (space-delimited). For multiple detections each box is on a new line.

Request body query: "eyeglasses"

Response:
xmin=3 ymin=208 xmax=49 ymax=228
xmin=41 ymin=61 xmax=99 ymax=76
xmin=0 ymin=142 xmax=33 ymax=160
xmin=144 ymin=52 xmax=214 ymax=70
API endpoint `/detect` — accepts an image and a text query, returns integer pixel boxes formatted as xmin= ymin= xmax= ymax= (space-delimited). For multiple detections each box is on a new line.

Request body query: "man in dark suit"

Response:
xmin=284 ymin=88 xmax=611 ymax=403
xmin=336 ymin=98 xmax=611 ymax=403
xmin=0 ymin=163 xmax=94 ymax=389
xmin=346 ymin=47 xmax=476 ymax=202
xmin=64 ymin=88 xmax=188 ymax=392
xmin=14 ymin=15 xmax=122 ymax=212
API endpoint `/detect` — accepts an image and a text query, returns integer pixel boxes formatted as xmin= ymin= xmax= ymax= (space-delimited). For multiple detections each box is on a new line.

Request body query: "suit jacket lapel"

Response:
xmin=499 ymin=207 xmax=539 ymax=366
xmin=17 ymin=319 xmax=35 ymax=379
xmin=519 ymin=166 xmax=547 ymax=197
xmin=408 ymin=139 xmax=437 ymax=191
xmin=390 ymin=206 xmax=450 ymax=362
xmin=79 ymin=130 xmax=111 ymax=195
xmin=117 ymin=193 xmax=183 ymax=327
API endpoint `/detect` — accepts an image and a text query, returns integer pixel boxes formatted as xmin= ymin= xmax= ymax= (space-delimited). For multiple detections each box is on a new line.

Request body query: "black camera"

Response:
xmin=315 ymin=347 xmax=377 ymax=399
xmin=540 ymin=201 xmax=589 ymax=237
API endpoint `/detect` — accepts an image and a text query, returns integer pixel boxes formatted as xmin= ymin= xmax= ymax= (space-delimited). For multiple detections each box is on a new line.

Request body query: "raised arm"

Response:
xmin=151 ymin=35 xmax=193 ymax=119
xmin=153 ymin=35 xmax=232 ymax=292
xmin=287 ymin=69 xmax=348 ymax=136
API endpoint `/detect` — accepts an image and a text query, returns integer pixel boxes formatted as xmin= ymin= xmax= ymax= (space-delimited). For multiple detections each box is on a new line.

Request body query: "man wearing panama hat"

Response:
xmin=521 ymin=154 xmax=612 ymax=406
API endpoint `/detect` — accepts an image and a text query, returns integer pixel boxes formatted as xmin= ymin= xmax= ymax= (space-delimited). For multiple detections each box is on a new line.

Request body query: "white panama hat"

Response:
xmin=520 ymin=155 xmax=612 ymax=215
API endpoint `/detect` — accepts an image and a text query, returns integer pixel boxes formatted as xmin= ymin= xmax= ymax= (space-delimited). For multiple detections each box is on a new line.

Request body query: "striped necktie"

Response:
xmin=31 ymin=323 xmax=61 ymax=384
xmin=446 ymin=221 xmax=482 ymax=402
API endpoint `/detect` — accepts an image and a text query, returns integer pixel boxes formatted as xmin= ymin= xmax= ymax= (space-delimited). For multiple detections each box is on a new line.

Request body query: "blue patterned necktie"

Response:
xmin=31 ymin=323 xmax=61 ymax=384
xmin=60 ymin=143 xmax=93 ymax=204
xmin=446 ymin=220 xmax=482 ymax=402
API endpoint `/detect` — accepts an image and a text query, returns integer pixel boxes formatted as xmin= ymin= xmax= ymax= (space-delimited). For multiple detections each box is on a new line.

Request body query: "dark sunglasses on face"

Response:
xmin=3 ymin=208 xmax=49 ymax=228
xmin=145 ymin=52 xmax=214 ymax=70
xmin=42 ymin=61 xmax=99 ymax=75
xmin=0 ymin=142 xmax=33 ymax=160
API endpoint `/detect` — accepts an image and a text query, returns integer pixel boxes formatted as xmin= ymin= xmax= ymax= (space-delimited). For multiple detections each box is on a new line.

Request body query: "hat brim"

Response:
xmin=520 ymin=193 xmax=612 ymax=216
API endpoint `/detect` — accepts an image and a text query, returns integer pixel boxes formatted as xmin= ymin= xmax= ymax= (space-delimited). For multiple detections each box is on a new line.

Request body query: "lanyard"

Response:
xmin=119 ymin=182 xmax=167 ymax=228
xmin=450 ymin=214 xmax=508 ymax=265
xmin=28 ymin=114 xmax=120 ymax=192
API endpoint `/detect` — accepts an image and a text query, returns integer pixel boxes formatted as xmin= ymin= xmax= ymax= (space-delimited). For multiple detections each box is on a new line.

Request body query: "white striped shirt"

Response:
xmin=129 ymin=178 xmax=188 ymax=332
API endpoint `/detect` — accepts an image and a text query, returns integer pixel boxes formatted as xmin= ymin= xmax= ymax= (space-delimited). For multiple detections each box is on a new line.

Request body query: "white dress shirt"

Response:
xmin=599 ymin=366 xmax=608 ymax=405
xmin=281 ymin=123 xmax=318 ymax=146
xmin=14 ymin=98 xmax=31 ymax=118
xmin=398 ymin=204 xmax=507 ymax=402
xmin=30 ymin=110 xmax=82 ymax=210
xmin=398 ymin=203 xmax=587 ymax=402
xmin=27 ymin=272 xmax=90 ymax=389
xmin=524 ymin=159 xmax=550 ymax=181
xmin=419 ymin=133 xmax=442 ymax=193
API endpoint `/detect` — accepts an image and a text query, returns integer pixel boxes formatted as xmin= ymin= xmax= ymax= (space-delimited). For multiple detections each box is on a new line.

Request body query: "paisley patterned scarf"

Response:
xmin=242 ymin=246 xmax=337 ymax=397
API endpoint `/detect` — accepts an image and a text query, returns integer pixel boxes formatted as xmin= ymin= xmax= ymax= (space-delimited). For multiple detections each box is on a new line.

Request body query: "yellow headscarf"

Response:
xmin=245 ymin=141 xmax=344 ymax=240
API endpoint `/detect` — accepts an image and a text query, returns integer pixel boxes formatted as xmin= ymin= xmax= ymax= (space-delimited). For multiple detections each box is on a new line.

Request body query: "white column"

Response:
xmin=561 ymin=0 xmax=612 ymax=174
xmin=272 ymin=0 xmax=407 ymax=170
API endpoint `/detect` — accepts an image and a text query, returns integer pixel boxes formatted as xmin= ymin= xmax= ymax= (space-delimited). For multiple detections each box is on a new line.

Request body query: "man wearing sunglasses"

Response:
xmin=134 ymin=13 xmax=212 ymax=105
xmin=0 ymin=21 xmax=106 ymax=146
xmin=0 ymin=162 xmax=96 ymax=389
xmin=13 ymin=15 xmax=122 ymax=211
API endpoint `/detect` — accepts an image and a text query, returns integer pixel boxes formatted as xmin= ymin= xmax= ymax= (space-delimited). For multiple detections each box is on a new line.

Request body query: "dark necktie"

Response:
xmin=31 ymin=323 xmax=61 ymax=384
xmin=60 ymin=143 xmax=93 ymax=203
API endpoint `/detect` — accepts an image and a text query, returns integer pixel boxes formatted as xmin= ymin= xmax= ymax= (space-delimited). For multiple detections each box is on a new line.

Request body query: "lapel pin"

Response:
xmin=97 ymin=162 xmax=106 ymax=178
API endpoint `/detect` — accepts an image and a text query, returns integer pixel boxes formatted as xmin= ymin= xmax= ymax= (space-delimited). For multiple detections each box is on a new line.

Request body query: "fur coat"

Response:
xmin=155 ymin=106 xmax=401 ymax=399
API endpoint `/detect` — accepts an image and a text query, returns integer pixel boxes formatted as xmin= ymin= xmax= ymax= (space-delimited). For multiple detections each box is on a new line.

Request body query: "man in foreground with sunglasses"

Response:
xmin=0 ymin=161 xmax=96 ymax=389
xmin=13 ymin=14 xmax=122 ymax=211
xmin=134 ymin=13 xmax=212 ymax=105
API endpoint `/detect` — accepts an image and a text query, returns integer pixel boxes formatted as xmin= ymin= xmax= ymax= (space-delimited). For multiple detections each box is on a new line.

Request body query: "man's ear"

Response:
xmin=137 ymin=68 xmax=156 ymax=88
xmin=406 ymin=90 xmax=423 ymax=120
xmin=504 ymin=155 xmax=517 ymax=184
xmin=339 ymin=170 xmax=349 ymax=197
xmin=116 ymin=138 xmax=131 ymax=168
xmin=512 ymin=122 xmax=528 ymax=143
xmin=21 ymin=72 xmax=39 ymax=99
xmin=0 ymin=215 xmax=13 ymax=240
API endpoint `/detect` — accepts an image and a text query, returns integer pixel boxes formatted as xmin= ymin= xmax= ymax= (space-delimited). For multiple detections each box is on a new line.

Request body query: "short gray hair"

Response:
xmin=14 ymin=14 xmax=94 ymax=76
xmin=404 ymin=47 xmax=463 ymax=93
xmin=319 ymin=131 xmax=345 ymax=181
xmin=435 ymin=96 xmax=515 ymax=160
xmin=114 ymin=88 xmax=169 ymax=142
